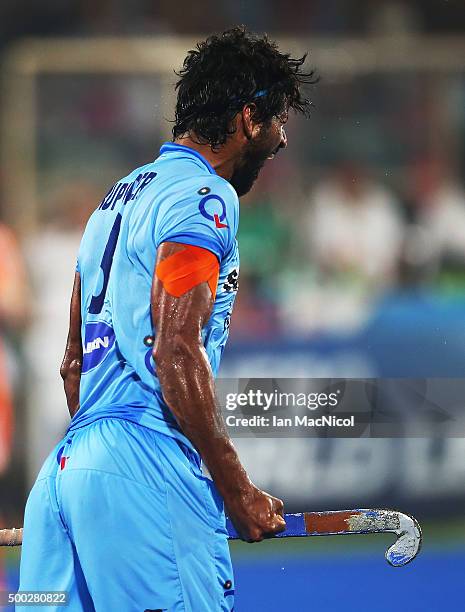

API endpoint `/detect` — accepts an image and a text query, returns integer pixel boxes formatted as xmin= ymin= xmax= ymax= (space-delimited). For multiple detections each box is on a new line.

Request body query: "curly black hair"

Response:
xmin=173 ymin=26 xmax=317 ymax=147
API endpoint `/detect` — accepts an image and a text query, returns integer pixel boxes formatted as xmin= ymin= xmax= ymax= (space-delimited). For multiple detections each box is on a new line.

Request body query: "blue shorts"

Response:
xmin=19 ymin=418 xmax=234 ymax=611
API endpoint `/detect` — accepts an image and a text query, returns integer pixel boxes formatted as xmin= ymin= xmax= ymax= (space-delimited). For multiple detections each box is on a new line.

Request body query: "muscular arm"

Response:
xmin=152 ymin=242 xmax=285 ymax=542
xmin=60 ymin=272 xmax=82 ymax=418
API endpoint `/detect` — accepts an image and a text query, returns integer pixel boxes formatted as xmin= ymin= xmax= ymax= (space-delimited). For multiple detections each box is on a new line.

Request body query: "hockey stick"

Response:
xmin=226 ymin=508 xmax=422 ymax=567
xmin=0 ymin=527 xmax=22 ymax=548
xmin=0 ymin=508 xmax=422 ymax=567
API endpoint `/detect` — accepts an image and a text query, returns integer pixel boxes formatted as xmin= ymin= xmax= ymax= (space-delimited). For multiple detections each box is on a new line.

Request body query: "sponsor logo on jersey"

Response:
xmin=81 ymin=322 xmax=116 ymax=373
xmin=56 ymin=438 xmax=72 ymax=470
xmin=83 ymin=336 xmax=110 ymax=354
xmin=199 ymin=194 xmax=228 ymax=229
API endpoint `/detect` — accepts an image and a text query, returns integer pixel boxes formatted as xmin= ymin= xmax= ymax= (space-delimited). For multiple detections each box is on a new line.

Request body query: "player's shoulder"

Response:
xmin=153 ymin=170 xmax=239 ymax=254
xmin=185 ymin=174 xmax=238 ymax=207
xmin=153 ymin=142 xmax=238 ymax=206
xmin=174 ymin=175 xmax=239 ymax=237
xmin=155 ymin=168 xmax=239 ymax=221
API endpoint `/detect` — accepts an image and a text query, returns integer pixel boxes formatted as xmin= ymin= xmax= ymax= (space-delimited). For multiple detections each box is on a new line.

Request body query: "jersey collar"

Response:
xmin=159 ymin=142 xmax=217 ymax=175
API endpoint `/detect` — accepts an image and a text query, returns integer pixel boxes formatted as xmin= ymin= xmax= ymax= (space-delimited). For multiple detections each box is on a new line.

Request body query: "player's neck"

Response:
xmin=174 ymin=135 xmax=237 ymax=182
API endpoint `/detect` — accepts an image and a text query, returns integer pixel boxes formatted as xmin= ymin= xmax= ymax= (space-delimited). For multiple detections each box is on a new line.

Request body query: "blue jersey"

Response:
xmin=68 ymin=142 xmax=240 ymax=447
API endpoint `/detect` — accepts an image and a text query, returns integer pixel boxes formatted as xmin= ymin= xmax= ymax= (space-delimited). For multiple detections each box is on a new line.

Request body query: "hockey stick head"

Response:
xmin=344 ymin=509 xmax=423 ymax=567
xmin=384 ymin=511 xmax=422 ymax=567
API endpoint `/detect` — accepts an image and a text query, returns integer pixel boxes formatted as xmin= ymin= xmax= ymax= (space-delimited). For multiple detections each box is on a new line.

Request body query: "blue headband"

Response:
xmin=233 ymin=89 xmax=268 ymax=104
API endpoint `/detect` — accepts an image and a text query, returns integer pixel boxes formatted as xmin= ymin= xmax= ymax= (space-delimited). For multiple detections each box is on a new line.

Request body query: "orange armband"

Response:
xmin=156 ymin=244 xmax=220 ymax=298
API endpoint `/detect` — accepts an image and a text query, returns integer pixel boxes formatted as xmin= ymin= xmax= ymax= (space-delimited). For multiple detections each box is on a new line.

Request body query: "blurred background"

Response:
xmin=0 ymin=1 xmax=465 ymax=610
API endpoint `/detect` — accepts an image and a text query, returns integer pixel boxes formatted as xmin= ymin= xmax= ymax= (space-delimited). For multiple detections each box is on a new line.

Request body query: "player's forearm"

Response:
xmin=154 ymin=338 xmax=251 ymax=499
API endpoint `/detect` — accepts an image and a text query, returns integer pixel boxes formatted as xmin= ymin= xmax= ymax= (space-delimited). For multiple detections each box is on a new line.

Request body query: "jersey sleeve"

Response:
xmin=154 ymin=177 xmax=239 ymax=262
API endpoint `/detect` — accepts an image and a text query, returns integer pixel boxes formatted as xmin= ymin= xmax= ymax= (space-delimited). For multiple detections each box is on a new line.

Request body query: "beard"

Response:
xmin=229 ymin=144 xmax=270 ymax=197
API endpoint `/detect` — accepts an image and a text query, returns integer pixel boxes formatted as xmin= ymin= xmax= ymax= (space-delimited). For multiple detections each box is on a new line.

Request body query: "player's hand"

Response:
xmin=225 ymin=484 xmax=286 ymax=542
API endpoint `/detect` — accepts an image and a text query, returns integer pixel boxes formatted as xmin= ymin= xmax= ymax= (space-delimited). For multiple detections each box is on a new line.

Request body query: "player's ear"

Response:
xmin=241 ymin=103 xmax=261 ymax=140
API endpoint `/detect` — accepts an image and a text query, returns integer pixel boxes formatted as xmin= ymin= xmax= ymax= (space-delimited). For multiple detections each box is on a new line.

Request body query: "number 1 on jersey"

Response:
xmin=89 ymin=213 xmax=122 ymax=315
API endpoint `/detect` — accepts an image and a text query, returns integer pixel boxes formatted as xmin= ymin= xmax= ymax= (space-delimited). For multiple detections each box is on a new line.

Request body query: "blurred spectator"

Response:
xmin=0 ymin=225 xmax=29 ymax=330
xmin=0 ymin=344 xmax=13 ymax=474
xmin=276 ymin=163 xmax=405 ymax=336
xmin=412 ymin=157 xmax=465 ymax=265
xmin=0 ymin=223 xmax=29 ymax=474
xmin=230 ymin=155 xmax=300 ymax=340
xmin=238 ymin=198 xmax=292 ymax=285
xmin=306 ymin=162 xmax=405 ymax=288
